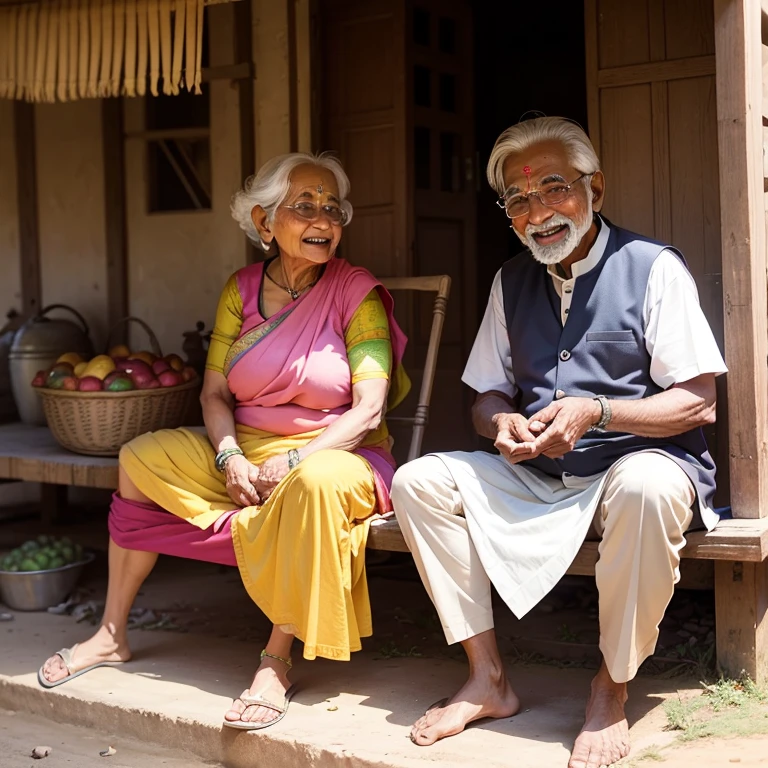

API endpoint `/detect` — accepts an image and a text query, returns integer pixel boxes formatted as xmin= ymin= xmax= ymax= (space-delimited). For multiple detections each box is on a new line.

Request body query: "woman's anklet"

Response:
xmin=260 ymin=649 xmax=292 ymax=669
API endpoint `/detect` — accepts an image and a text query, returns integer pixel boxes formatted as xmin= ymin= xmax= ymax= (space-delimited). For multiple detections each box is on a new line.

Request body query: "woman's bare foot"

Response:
xmin=224 ymin=655 xmax=292 ymax=726
xmin=568 ymin=666 xmax=630 ymax=768
xmin=40 ymin=625 xmax=131 ymax=684
xmin=410 ymin=669 xmax=520 ymax=746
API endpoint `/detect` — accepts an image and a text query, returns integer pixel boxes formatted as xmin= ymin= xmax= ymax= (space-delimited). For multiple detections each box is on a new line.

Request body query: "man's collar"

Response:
xmin=547 ymin=216 xmax=610 ymax=281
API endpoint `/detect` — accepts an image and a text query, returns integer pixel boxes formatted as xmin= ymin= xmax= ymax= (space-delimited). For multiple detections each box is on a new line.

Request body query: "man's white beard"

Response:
xmin=513 ymin=197 xmax=594 ymax=265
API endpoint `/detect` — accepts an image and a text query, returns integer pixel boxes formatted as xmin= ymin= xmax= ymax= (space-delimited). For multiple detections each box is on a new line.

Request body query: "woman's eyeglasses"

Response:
xmin=283 ymin=201 xmax=349 ymax=226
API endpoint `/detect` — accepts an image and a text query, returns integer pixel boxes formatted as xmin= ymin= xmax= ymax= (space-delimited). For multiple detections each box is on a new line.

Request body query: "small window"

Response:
xmin=439 ymin=73 xmax=456 ymax=112
xmin=413 ymin=7 xmax=430 ymax=46
xmin=414 ymin=65 xmax=431 ymax=108
xmin=438 ymin=17 xmax=456 ymax=54
xmin=146 ymin=90 xmax=212 ymax=212
xmin=414 ymin=127 xmax=431 ymax=190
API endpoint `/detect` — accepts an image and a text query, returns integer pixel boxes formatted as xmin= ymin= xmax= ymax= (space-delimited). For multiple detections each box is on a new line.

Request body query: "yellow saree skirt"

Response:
xmin=119 ymin=425 xmax=377 ymax=660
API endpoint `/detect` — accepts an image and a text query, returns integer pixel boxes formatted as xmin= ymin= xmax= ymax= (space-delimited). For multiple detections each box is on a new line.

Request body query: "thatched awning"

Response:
xmin=0 ymin=0 xmax=224 ymax=102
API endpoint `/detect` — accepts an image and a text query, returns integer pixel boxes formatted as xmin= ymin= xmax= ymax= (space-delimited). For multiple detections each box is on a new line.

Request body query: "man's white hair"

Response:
xmin=230 ymin=152 xmax=354 ymax=252
xmin=486 ymin=117 xmax=601 ymax=196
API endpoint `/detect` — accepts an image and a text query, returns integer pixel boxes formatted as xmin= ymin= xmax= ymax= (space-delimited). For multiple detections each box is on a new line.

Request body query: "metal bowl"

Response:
xmin=0 ymin=552 xmax=95 ymax=611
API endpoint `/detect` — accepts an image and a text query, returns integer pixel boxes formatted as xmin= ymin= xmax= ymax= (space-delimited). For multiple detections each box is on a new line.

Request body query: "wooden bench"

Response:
xmin=2 ymin=273 xmax=767 ymax=682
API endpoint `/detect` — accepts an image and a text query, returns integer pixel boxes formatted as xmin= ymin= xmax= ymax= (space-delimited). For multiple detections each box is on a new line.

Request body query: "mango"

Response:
xmin=56 ymin=352 xmax=85 ymax=367
xmin=165 ymin=354 xmax=185 ymax=372
xmin=106 ymin=376 xmax=135 ymax=392
xmin=108 ymin=344 xmax=131 ymax=359
xmin=82 ymin=354 xmax=116 ymax=381
xmin=74 ymin=361 xmax=88 ymax=377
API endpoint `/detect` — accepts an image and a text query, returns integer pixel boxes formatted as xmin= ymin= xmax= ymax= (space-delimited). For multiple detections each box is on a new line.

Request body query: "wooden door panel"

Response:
xmin=586 ymin=0 xmax=727 ymax=505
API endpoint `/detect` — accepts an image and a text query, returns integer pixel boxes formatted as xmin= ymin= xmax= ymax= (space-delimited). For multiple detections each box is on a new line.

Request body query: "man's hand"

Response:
xmin=493 ymin=412 xmax=541 ymax=465
xmin=528 ymin=397 xmax=602 ymax=459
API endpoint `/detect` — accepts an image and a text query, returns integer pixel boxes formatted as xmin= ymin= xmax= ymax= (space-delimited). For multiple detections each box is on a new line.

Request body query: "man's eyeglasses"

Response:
xmin=496 ymin=172 xmax=594 ymax=219
xmin=283 ymin=201 xmax=349 ymax=226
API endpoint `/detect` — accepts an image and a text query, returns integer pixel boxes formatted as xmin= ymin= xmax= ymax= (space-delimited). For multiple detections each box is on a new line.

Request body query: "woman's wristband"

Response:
xmin=215 ymin=447 xmax=244 ymax=472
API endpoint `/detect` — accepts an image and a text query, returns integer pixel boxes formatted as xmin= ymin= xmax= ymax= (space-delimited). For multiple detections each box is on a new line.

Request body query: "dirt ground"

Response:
xmin=0 ymin=503 xmax=764 ymax=767
xmin=0 ymin=709 xmax=214 ymax=767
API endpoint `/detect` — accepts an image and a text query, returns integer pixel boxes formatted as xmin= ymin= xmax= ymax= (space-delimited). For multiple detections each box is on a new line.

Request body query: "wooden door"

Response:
xmin=321 ymin=0 xmax=476 ymax=457
xmin=408 ymin=0 xmax=476 ymax=453
xmin=585 ymin=0 xmax=728 ymax=505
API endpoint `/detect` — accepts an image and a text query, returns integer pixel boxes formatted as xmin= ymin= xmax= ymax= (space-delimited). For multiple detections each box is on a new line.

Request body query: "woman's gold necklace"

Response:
xmin=264 ymin=260 xmax=320 ymax=300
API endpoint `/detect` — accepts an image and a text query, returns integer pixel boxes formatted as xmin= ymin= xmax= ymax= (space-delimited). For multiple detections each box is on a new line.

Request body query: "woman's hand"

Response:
xmin=224 ymin=454 xmax=262 ymax=507
xmin=254 ymin=454 xmax=292 ymax=503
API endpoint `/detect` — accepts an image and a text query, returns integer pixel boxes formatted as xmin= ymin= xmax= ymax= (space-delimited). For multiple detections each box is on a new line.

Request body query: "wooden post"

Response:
xmin=715 ymin=559 xmax=768 ymax=683
xmin=14 ymin=102 xmax=41 ymax=319
xmin=102 ymin=98 xmax=129 ymax=344
xmin=714 ymin=0 xmax=768 ymax=518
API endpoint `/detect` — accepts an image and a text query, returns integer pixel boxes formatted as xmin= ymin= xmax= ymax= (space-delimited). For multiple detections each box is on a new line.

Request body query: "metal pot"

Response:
xmin=9 ymin=304 xmax=94 ymax=426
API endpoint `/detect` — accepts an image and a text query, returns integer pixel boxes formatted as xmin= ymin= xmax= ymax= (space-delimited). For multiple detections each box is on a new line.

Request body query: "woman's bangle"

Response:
xmin=287 ymin=448 xmax=301 ymax=470
xmin=215 ymin=447 xmax=244 ymax=472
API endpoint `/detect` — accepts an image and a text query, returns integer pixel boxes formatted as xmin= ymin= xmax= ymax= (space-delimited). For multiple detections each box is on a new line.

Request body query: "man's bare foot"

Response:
xmin=40 ymin=626 xmax=131 ymax=684
xmin=410 ymin=669 xmax=520 ymax=746
xmin=224 ymin=656 xmax=292 ymax=726
xmin=568 ymin=666 xmax=630 ymax=768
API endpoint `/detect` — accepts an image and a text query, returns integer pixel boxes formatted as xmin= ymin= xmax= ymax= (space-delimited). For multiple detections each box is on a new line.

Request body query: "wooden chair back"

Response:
xmin=380 ymin=275 xmax=451 ymax=462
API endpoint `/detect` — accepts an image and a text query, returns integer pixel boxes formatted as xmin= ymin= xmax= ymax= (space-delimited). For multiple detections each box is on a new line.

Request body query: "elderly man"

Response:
xmin=390 ymin=116 xmax=726 ymax=768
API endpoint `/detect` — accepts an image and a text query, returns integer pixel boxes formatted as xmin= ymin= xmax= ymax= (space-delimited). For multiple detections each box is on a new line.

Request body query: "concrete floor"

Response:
xmin=0 ymin=507 xmax=738 ymax=767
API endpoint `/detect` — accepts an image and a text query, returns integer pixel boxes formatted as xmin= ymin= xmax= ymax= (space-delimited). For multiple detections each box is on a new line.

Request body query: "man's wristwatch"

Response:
xmin=592 ymin=395 xmax=612 ymax=431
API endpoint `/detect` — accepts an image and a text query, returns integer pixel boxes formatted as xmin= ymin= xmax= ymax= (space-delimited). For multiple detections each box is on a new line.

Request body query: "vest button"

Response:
xmin=559 ymin=349 xmax=571 ymax=361
xmin=555 ymin=389 xmax=565 ymax=399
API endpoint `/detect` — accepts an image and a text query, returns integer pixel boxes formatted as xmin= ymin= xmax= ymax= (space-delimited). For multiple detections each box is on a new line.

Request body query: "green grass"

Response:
xmin=375 ymin=641 xmax=423 ymax=659
xmin=663 ymin=675 xmax=768 ymax=743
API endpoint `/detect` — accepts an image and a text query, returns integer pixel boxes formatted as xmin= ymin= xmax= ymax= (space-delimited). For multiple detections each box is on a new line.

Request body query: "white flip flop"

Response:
xmin=37 ymin=644 xmax=124 ymax=689
xmin=223 ymin=684 xmax=297 ymax=731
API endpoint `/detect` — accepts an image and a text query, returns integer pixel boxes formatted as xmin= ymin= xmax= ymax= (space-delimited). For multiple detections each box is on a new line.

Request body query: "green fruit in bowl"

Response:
xmin=20 ymin=558 xmax=39 ymax=572
xmin=49 ymin=557 xmax=65 ymax=570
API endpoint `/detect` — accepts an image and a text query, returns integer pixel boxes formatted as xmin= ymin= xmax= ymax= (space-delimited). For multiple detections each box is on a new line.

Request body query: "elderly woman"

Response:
xmin=37 ymin=152 xmax=409 ymax=730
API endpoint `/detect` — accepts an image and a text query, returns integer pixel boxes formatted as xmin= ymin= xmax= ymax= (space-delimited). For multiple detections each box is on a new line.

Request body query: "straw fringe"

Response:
xmin=0 ymin=0 xmax=205 ymax=102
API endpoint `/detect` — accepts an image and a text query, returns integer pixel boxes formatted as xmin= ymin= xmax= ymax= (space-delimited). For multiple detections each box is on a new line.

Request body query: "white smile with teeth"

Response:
xmin=304 ymin=238 xmax=330 ymax=244
xmin=535 ymin=226 xmax=564 ymax=237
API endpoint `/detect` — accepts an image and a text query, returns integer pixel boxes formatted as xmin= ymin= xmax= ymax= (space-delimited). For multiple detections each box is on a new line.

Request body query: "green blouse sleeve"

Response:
xmin=345 ymin=289 xmax=392 ymax=384
xmin=205 ymin=273 xmax=244 ymax=375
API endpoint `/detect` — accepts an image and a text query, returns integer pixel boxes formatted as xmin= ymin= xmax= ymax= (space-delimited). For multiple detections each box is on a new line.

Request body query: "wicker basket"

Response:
xmin=37 ymin=317 xmax=200 ymax=457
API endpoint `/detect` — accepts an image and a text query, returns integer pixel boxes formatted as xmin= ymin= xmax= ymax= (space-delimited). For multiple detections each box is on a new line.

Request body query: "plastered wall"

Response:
xmin=0 ymin=100 xmax=21 ymax=323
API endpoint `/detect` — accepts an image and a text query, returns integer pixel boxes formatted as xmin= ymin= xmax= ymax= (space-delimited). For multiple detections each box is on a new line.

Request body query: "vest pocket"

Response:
xmin=586 ymin=331 xmax=634 ymax=343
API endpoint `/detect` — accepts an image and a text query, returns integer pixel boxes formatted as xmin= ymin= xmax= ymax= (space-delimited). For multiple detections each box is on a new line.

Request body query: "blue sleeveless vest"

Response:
xmin=500 ymin=218 xmax=717 ymax=527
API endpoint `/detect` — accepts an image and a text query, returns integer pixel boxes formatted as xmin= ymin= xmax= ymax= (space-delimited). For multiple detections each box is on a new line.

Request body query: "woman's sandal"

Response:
xmin=37 ymin=644 xmax=124 ymax=689
xmin=223 ymin=650 xmax=297 ymax=731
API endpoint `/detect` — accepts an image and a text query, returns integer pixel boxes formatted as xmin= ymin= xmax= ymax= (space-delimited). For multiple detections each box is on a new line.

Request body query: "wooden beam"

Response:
xmin=102 ymin=99 xmax=128 ymax=344
xmin=233 ymin=0 xmax=256 ymax=264
xmin=583 ymin=0 xmax=600 ymax=149
xmin=201 ymin=62 xmax=253 ymax=82
xmin=715 ymin=0 xmax=768 ymax=518
xmin=598 ymin=55 xmax=716 ymax=88
xmin=14 ymin=101 xmax=41 ymax=318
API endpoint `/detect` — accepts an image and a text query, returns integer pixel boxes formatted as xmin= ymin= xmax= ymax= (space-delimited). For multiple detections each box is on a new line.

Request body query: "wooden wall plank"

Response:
xmin=14 ymin=101 xmax=41 ymax=318
xmin=102 ymin=98 xmax=128 ymax=343
xmin=714 ymin=0 xmax=768 ymax=519
xmin=651 ymin=82 xmax=672 ymax=241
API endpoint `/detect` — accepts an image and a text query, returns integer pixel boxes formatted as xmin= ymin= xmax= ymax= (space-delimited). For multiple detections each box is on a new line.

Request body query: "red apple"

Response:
xmin=131 ymin=371 xmax=160 ymax=389
xmin=158 ymin=370 xmax=183 ymax=388
xmin=116 ymin=358 xmax=153 ymax=377
xmin=60 ymin=376 xmax=78 ymax=391
xmin=31 ymin=370 xmax=47 ymax=387
xmin=152 ymin=359 xmax=171 ymax=375
xmin=78 ymin=376 xmax=103 ymax=391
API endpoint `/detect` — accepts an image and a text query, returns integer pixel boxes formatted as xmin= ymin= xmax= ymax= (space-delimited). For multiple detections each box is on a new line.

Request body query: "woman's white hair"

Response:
xmin=486 ymin=117 xmax=601 ymax=196
xmin=230 ymin=152 xmax=354 ymax=251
